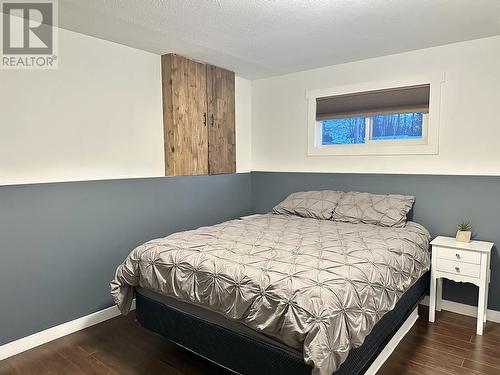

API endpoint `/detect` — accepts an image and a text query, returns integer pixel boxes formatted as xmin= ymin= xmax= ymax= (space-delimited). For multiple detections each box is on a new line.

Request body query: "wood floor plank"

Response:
xmin=479 ymin=321 xmax=500 ymax=338
xmin=470 ymin=331 xmax=500 ymax=352
xmin=407 ymin=331 xmax=500 ymax=369
xmin=419 ymin=308 xmax=478 ymax=330
xmin=0 ymin=359 xmax=20 ymax=375
xmin=1 ymin=348 xmax=53 ymax=375
xmin=387 ymin=340 xmax=482 ymax=375
xmin=36 ymin=347 xmax=85 ymax=375
xmin=462 ymin=359 xmax=500 ymax=375
xmin=81 ymin=330 xmax=174 ymax=375
xmin=413 ymin=320 xmax=474 ymax=342
xmin=50 ymin=343 xmax=117 ymax=375
xmin=419 ymin=331 xmax=500 ymax=367
xmin=378 ymin=358 xmax=457 ymax=375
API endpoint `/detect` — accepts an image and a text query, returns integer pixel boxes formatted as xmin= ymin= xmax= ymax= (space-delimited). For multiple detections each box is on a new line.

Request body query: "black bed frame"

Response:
xmin=135 ymin=272 xmax=429 ymax=375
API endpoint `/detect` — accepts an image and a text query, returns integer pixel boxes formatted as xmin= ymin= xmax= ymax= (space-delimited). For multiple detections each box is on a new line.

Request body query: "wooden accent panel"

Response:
xmin=206 ymin=65 xmax=236 ymax=175
xmin=162 ymin=54 xmax=208 ymax=176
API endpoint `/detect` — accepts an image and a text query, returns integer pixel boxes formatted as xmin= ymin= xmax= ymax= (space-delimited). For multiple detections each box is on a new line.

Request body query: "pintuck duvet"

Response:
xmin=111 ymin=214 xmax=430 ymax=375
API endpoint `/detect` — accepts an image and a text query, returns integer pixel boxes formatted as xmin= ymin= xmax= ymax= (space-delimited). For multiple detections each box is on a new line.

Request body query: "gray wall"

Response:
xmin=0 ymin=174 xmax=252 ymax=345
xmin=251 ymin=172 xmax=500 ymax=312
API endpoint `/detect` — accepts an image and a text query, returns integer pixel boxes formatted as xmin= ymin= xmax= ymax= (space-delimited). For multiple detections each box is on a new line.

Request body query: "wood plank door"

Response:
xmin=206 ymin=65 xmax=236 ymax=174
xmin=162 ymin=54 xmax=208 ymax=176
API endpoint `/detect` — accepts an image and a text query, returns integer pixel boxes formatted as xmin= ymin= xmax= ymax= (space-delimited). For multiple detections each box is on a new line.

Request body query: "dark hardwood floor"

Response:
xmin=1 ymin=306 xmax=500 ymax=375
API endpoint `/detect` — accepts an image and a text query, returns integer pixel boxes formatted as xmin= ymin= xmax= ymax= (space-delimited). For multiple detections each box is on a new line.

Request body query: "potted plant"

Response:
xmin=456 ymin=221 xmax=472 ymax=243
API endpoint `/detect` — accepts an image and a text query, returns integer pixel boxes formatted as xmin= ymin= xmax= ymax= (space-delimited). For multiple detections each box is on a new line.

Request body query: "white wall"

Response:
xmin=235 ymin=76 xmax=252 ymax=172
xmin=251 ymin=36 xmax=500 ymax=175
xmin=0 ymin=28 xmax=252 ymax=186
xmin=0 ymin=28 xmax=163 ymax=186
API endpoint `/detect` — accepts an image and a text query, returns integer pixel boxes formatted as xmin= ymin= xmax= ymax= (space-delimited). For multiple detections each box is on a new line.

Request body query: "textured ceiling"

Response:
xmin=58 ymin=0 xmax=500 ymax=79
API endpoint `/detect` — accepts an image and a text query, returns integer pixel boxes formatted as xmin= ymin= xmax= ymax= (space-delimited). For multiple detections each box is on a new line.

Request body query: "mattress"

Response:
xmin=135 ymin=271 xmax=429 ymax=375
xmin=112 ymin=213 xmax=431 ymax=374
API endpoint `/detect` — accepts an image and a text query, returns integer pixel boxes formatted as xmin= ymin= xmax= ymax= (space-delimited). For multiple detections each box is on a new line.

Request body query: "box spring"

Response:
xmin=135 ymin=271 xmax=429 ymax=375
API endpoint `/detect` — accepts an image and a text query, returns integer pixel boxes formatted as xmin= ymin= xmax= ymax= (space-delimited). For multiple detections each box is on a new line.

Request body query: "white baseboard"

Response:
xmin=0 ymin=300 xmax=135 ymax=361
xmin=420 ymin=296 xmax=500 ymax=323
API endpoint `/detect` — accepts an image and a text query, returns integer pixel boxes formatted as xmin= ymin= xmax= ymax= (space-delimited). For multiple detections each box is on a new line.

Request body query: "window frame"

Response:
xmin=306 ymin=74 xmax=445 ymax=156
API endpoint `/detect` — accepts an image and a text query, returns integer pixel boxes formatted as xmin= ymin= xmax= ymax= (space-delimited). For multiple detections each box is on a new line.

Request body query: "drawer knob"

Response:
xmin=456 ymin=253 xmax=461 ymax=259
xmin=455 ymin=266 xmax=460 ymax=273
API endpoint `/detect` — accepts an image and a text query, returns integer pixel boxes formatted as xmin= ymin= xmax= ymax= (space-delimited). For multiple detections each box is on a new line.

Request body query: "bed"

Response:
xmin=111 ymin=191 xmax=431 ymax=375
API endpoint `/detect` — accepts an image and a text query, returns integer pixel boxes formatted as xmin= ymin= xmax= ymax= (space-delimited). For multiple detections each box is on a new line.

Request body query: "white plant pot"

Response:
xmin=456 ymin=230 xmax=471 ymax=243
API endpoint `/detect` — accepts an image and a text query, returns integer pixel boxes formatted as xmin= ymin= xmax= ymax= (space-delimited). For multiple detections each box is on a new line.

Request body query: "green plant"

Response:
xmin=457 ymin=221 xmax=472 ymax=232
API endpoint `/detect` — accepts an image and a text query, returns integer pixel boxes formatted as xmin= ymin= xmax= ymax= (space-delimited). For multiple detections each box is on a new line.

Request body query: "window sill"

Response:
xmin=308 ymin=143 xmax=438 ymax=156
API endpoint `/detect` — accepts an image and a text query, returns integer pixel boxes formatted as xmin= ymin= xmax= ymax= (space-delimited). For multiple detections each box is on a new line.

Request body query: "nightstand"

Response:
xmin=429 ymin=236 xmax=494 ymax=335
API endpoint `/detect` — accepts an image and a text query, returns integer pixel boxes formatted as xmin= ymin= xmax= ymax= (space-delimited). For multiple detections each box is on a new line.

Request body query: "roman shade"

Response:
xmin=316 ymin=84 xmax=430 ymax=120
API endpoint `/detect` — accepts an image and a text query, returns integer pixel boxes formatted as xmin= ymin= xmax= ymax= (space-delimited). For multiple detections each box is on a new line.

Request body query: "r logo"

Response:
xmin=2 ymin=2 xmax=53 ymax=54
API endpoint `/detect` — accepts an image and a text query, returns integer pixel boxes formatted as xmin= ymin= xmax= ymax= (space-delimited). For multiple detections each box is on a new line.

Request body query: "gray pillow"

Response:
xmin=332 ymin=191 xmax=415 ymax=227
xmin=272 ymin=190 xmax=344 ymax=220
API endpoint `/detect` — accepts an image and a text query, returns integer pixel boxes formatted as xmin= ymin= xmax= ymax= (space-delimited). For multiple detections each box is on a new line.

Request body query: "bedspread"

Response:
xmin=111 ymin=214 xmax=430 ymax=375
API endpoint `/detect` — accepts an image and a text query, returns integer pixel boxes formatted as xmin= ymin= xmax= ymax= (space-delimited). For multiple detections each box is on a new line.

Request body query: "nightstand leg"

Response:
xmin=436 ymin=278 xmax=443 ymax=312
xmin=429 ymin=274 xmax=437 ymax=323
xmin=484 ymin=261 xmax=491 ymax=323
xmin=477 ymin=283 xmax=487 ymax=335
xmin=477 ymin=253 xmax=489 ymax=335
xmin=484 ymin=281 xmax=489 ymax=323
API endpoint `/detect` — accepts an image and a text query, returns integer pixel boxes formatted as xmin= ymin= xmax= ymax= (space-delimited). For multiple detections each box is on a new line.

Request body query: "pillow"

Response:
xmin=332 ymin=191 xmax=415 ymax=227
xmin=272 ymin=190 xmax=344 ymax=220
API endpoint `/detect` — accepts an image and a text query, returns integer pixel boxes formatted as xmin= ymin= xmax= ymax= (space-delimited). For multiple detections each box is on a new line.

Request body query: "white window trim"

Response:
xmin=306 ymin=74 xmax=445 ymax=156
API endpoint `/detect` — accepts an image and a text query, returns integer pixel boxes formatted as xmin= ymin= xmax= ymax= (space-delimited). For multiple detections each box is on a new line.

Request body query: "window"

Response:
xmin=307 ymin=77 xmax=443 ymax=156
xmin=320 ymin=112 xmax=424 ymax=145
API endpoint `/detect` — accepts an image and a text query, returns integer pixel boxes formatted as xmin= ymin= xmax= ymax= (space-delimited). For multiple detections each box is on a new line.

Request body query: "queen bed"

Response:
xmin=111 ymin=191 xmax=431 ymax=375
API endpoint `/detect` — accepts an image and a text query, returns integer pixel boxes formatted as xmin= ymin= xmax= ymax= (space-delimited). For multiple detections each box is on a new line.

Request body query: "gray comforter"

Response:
xmin=111 ymin=214 xmax=430 ymax=375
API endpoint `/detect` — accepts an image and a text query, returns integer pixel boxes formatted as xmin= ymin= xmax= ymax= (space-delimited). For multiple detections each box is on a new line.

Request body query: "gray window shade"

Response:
xmin=316 ymin=84 xmax=430 ymax=120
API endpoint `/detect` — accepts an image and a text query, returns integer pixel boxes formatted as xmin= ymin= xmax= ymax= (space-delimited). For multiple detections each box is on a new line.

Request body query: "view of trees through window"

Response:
xmin=321 ymin=117 xmax=366 ymax=144
xmin=321 ymin=112 xmax=423 ymax=145
xmin=371 ymin=112 xmax=423 ymax=140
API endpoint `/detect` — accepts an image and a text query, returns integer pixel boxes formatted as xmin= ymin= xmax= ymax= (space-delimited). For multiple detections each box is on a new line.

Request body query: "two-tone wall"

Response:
xmin=250 ymin=36 xmax=500 ymax=319
xmin=0 ymin=26 xmax=253 ymax=346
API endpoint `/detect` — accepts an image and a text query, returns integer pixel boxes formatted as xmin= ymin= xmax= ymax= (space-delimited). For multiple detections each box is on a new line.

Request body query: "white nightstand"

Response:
xmin=429 ymin=236 xmax=494 ymax=335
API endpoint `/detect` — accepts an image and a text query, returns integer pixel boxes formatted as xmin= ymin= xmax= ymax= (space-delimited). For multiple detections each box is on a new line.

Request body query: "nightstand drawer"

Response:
xmin=434 ymin=246 xmax=481 ymax=264
xmin=435 ymin=258 xmax=481 ymax=278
